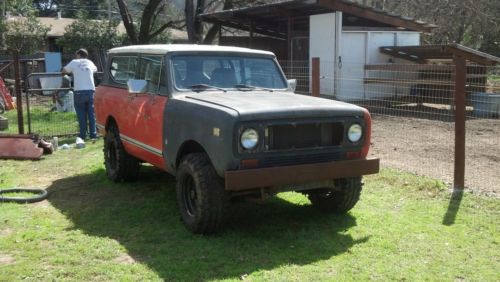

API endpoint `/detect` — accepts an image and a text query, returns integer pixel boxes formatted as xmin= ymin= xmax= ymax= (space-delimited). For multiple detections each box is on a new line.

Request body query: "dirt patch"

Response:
xmin=0 ymin=253 xmax=15 ymax=265
xmin=0 ymin=228 xmax=13 ymax=237
xmin=32 ymin=199 xmax=50 ymax=207
xmin=113 ymin=253 xmax=136 ymax=265
xmin=369 ymin=115 xmax=500 ymax=197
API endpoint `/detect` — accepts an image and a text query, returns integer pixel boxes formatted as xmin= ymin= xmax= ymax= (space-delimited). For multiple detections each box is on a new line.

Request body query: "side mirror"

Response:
xmin=287 ymin=79 xmax=297 ymax=92
xmin=127 ymin=79 xmax=148 ymax=94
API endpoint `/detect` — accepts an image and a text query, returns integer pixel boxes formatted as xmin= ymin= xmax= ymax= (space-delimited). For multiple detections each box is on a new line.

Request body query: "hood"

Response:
xmin=185 ymin=91 xmax=365 ymax=120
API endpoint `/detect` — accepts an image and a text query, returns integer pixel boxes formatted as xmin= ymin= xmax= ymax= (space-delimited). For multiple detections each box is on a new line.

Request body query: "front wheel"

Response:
xmin=103 ymin=125 xmax=140 ymax=182
xmin=307 ymin=177 xmax=363 ymax=213
xmin=176 ymin=153 xmax=226 ymax=234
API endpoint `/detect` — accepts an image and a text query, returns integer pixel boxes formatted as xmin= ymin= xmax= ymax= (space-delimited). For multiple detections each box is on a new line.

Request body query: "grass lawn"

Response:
xmin=0 ymin=142 xmax=498 ymax=281
xmin=1 ymin=105 xmax=78 ymax=137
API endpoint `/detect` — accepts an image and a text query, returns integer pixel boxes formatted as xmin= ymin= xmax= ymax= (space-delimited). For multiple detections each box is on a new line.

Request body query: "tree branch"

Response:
xmin=149 ymin=21 xmax=174 ymax=39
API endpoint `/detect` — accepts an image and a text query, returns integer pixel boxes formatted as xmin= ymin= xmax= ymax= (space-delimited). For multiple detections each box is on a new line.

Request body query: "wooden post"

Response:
xmin=287 ymin=16 xmax=292 ymax=77
xmin=453 ymin=55 xmax=466 ymax=190
xmin=12 ymin=49 xmax=24 ymax=134
xmin=312 ymin=57 xmax=320 ymax=97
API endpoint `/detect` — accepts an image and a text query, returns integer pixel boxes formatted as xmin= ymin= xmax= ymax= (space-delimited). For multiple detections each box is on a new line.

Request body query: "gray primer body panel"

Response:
xmin=163 ymin=91 xmax=365 ymax=177
xmin=186 ymin=92 xmax=366 ymax=120
xmin=163 ymin=95 xmax=240 ymax=176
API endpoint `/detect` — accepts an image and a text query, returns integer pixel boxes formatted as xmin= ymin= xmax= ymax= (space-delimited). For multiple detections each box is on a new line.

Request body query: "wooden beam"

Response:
xmin=453 ymin=55 xmax=466 ymax=190
xmin=446 ymin=46 xmax=499 ymax=66
xmin=202 ymin=17 xmax=286 ymax=39
xmin=312 ymin=57 xmax=320 ymax=97
xmin=287 ymin=16 xmax=292 ymax=61
xmin=379 ymin=47 xmax=427 ymax=64
xmin=317 ymin=0 xmax=433 ymax=33
xmin=365 ymin=64 xmax=453 ymax=72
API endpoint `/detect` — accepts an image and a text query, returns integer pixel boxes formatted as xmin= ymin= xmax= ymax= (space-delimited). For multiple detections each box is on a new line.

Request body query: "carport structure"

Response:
xmin=201 ymin=0 xmax=435 ymax=96
xmin=201 ymin=0 xmax=434 ymax=61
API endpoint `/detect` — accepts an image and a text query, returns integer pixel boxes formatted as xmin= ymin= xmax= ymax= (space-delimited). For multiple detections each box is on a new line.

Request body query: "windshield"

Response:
xmin=171 ymin=55 xmax=287 ymax=91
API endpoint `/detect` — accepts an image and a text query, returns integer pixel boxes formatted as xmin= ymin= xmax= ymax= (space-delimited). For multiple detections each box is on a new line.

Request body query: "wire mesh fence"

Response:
xmin=0 ymin=71 xmax=79 ymax=137
xmin=279 ymin=60 xmax=310 ymax=94
xmin=465 ymin=65 xmax=500 ymax=196
xmin=278 ymin=60 xmax=500 ymax=196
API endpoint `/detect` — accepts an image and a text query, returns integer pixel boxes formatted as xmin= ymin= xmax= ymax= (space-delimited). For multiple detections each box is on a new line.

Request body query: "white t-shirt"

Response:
xmin=63 ymin=59 xmax=97 ymax=91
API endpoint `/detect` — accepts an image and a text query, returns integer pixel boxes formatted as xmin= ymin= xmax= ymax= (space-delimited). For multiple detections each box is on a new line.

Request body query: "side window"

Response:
xmin=109 ymin=56 xmax=138 ymax=84
xmin=136 ymin=55 xmax=166 ymax=94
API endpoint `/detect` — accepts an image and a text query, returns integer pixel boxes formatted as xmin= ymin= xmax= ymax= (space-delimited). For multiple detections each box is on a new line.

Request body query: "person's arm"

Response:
xmin=62 ymin=60 xmax=74 ymax=75
xmin=90 ymin=60 xmax=98 ymax=73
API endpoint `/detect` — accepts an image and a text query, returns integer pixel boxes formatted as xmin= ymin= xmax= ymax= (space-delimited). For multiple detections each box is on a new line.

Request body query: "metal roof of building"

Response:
xmin=200 ymin=0 xmax=436 ymax=38
xmin=380 ymin=44 xmax=500 ymax=66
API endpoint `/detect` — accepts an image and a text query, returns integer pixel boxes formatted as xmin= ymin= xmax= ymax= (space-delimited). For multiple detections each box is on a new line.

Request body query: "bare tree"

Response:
xmin=116 ymin=0 xmax=176 ymax=44
xmin=354 ymin=0 xmax=500 ymax=55
xmin=185 ymin=0 xmax=267 ymax=44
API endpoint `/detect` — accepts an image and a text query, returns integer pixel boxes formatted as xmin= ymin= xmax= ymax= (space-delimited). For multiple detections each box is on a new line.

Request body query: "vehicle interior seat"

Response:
xmin=210 ymin=68 xmax=237 ymax=88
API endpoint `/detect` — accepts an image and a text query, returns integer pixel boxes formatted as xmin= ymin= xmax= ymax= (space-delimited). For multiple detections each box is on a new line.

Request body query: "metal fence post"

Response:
xmin=312 ymin=57 xmax=320 ymax=97
xmin=453 ymin=55 xmax=466 ymax=190
xmin=12 ymin=49 xmax=24 ymax=134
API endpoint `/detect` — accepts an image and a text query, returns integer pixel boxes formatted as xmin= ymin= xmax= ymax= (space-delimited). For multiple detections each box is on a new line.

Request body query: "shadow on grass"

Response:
xmin=46 ymin=166 xmax=368 ymax=280
xmin=442 ymin=189 xmax=464 ymax=226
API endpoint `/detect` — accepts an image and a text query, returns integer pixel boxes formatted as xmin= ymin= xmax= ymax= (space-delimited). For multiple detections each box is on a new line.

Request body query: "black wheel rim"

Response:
xmin=181 ymin=174 xmax=197 ymax=217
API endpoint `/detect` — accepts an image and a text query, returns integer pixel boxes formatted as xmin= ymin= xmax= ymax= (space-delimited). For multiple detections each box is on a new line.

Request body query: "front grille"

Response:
xmin=267 ymin=122 xmax=343 ymax=151
xmin=260 ymin=152 xmax=343 ymax=167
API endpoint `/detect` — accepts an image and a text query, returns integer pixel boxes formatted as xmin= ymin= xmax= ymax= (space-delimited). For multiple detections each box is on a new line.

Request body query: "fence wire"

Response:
xmin=279 ymin=60 xmax=499 ymax=196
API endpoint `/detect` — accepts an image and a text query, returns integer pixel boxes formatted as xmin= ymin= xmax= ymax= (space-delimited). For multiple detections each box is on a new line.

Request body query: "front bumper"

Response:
xmin=225 ymin=158 xmax=380 ymax=191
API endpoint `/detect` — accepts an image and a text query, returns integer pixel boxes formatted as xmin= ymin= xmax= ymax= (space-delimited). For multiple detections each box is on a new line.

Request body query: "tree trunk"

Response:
xmin=185 ymin=0 xmax=197 ymax=43
xmin=138 ymin=0 xmax=163 ymax=44
xmin=116 ymin=0 xmax=138 ymax=44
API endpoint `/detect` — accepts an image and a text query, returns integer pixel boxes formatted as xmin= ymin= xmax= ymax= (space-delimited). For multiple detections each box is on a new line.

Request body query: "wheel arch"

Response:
xmin=175 ymin=140 xmax=208 ymax=169
xmin=105 ymin=116 xmax=118 ymax=132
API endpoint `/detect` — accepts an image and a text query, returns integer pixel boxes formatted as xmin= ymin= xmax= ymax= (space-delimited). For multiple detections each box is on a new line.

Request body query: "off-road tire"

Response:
xmin=307 ymin=177 xmax=363 ymax=213
xmin=104 ymin=125 xmax=140 ymax=182
xmin=176 ymin=153 xmax=226 ymax=234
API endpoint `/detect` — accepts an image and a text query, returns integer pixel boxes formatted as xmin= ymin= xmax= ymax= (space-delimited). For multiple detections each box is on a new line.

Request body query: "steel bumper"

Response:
xmin=225 ymin=158 xmax=380 ymax=191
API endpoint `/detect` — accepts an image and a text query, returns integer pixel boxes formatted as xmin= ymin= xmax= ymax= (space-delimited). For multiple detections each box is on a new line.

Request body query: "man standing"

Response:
xmin=62 ymin=49 xmax=98 ymax=142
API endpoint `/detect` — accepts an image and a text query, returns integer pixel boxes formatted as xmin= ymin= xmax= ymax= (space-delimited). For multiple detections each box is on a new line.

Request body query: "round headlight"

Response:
xmin=240 ymin=128 xmax=259 ymax=149
xmin=347 ymin=124 xmax=363 ymax=143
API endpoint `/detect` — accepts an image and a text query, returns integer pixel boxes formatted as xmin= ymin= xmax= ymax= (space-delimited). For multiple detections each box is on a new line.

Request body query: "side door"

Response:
xmin=125 ymin=55 xmax=168 ymax=169
xmin=95 ymin=54 xmax=138 ymax=140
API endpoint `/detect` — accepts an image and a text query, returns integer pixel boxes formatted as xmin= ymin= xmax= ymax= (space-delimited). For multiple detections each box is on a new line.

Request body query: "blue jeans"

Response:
xmin=74 ymin=90 xmax=96 ymax=139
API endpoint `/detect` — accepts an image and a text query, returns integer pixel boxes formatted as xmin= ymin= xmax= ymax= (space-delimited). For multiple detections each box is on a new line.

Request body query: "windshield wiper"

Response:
xmin=188 ymin=84 xmax=226 ymax=92
xmin=233 ymin=84 xmax=274 ymax=92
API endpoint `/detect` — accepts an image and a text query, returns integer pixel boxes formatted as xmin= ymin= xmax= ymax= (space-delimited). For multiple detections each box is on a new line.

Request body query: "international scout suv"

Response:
xmin=95 ymin=45 xmax=379 ymax=234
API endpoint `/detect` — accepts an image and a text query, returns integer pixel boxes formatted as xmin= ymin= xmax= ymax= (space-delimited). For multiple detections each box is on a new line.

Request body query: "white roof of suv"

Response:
xmin=108 ymin=44 xmax=275 ymax=56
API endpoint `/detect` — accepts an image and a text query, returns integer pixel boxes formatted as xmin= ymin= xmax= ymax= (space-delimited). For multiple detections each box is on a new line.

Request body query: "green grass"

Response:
xmin=0 ymin=143 xmax=498 ymax=281
xmin=1 ymin=106 xmax=78 ymax=137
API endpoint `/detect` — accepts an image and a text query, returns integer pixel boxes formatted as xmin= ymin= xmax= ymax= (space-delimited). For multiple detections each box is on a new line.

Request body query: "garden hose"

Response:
xmin=0 ymin=188 xmax=48 ymax=203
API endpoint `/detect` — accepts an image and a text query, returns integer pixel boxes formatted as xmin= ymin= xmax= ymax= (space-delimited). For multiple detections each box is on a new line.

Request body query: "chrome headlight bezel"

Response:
xmin=347 ymin=123 xmax=363 ymax=143
xmin=240 ymin=128 xmax=259 ymax=150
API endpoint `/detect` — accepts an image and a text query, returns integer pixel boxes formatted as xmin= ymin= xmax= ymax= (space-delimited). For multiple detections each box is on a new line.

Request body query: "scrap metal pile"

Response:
xmin=0 ymin=134 xmax=53 ymax=160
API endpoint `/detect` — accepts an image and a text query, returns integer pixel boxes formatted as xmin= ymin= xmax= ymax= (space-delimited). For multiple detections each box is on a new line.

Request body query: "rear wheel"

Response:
xmin=103 ymin=125 xmax=140 ymax=182
xmin=176 ymin=153 xmax=226 ymax=234
xmin=307 ymin=177 xmax=363 ymax=213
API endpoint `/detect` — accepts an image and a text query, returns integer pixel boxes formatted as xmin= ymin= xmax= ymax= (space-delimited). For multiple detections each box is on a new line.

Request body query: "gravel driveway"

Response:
xmin=368 ymin=115 xmax=500 ymax=197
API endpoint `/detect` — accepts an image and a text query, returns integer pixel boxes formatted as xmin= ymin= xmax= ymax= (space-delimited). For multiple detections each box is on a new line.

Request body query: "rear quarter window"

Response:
xmin=110 ymin=56 xmax=138 ymax=84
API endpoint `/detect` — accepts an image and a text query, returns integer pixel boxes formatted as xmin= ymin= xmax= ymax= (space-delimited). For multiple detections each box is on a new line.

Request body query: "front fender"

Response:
xmin=164 ymin=96 xmax=239 ymax=177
